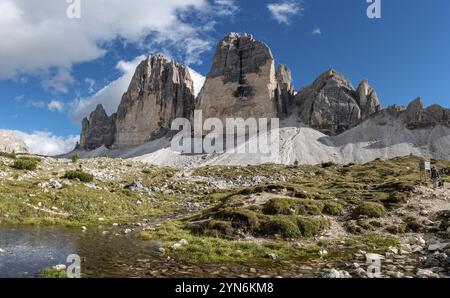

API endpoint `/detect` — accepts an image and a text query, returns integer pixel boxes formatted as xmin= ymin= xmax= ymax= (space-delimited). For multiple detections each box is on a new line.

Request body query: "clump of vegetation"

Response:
xmin=64 ymin=170 xmax=94 ymax=182
xmin=71 ymin=153 xmax=79 ymax=163
xmin=0 ymin=151 xmax=16 ymax=159
xmin=352 ymin=202 xmax=385 ymax=219
xmin=39 ymin=268 xmax=68 ymax=278
xmin=262 ymin=198 xmax=344 ymax=216
xmin=215 ymin=208 xmax=260 ymax=229
xmin=258 ymin=216 xmax=301 ymax=238
xmin=12 ymin=157 xmax=40 ymax=170
xmin=321 ymin=162 xmax=336 ymax=168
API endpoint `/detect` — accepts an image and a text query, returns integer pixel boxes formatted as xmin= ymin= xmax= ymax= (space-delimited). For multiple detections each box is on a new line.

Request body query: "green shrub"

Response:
xmin=12 ymin=158 xmax=38 ymax=170
xmin=39 ymin=268 xmax=67 ymax=278
xmin=262 ymin=198 xmax=323 ymax=216
xmin=0 ymin=151 xmax=16 ymax=159
xmin=71 ymin=153 xmax=79 ymax=163
xmin=215 ymin=208 xmax=260 ymax=229
xmin=322 ymin=201 xmax=345 ymax=216
xmin=352 ymin=202 xmax=385 ymax=219
xmin=297 ymin=217 xmax=330 ymax=237
xmin=64 ymin=170 xmax=94 ymax=182
xmin=259 ymin=216 xmax=300 ymax=238
xmin=188 ymin=220 xmax=234 ymax=237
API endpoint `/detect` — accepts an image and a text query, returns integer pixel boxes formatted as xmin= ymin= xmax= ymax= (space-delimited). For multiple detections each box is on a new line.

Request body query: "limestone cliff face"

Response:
xmin=195 ymin=33 xmax=293 ymax=121
xmin=79 ymin=104 xmax=116 ymax=150
xmin=0 ymin=130 xmax=29 ymax=153
xmin=404 ymin=98 xmax=450 ymax=129
xmin=114 ymin=55 xmax=195 ymax=148
xmin=356 ymin=79 xmax=381 ymax=120
xmin=295 ymin=70 xmax=381 ymax=135
xmin=275 ymin=64 xmax=296 ymax=116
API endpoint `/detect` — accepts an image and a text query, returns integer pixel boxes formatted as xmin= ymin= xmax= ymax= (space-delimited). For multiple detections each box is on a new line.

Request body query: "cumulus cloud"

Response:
xmin=0 ymin=0 xmax=237 ymax=93
xmin=267 ymin=0 xmax=304 ymax=25
xmin=311 ymin=27 xmax=322 ymax=35
xmin=47 ymin=100 xmax=64 ymax=112
xmin=70 ymin=56 xmax=206 ymax=122
xmin=13 ymin=130 xmax=78 ymax=156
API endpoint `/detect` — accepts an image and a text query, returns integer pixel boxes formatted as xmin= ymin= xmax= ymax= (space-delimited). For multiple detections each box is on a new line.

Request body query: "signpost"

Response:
xmin=419 ymin=161 xmax=431 ymax=184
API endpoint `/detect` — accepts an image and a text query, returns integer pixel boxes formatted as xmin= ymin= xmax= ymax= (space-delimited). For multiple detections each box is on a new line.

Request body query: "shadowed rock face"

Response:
xmin=196 ymin=33 xmax=293 ymax=120
xmin=295 ymin=70 xmax=381 ymax=135
xmin=114 ymin=55 xmax=195 ymax=148
xmin=79 ymin=104 xmax=116 ymax=150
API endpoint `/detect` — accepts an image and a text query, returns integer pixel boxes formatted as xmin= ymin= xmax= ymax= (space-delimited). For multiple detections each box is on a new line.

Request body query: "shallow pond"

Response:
xmin=0 ymin=226 xmax=165 ymax=278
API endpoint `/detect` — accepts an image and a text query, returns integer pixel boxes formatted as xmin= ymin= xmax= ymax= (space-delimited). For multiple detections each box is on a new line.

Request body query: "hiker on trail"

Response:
xmin=431 ymin=166 xmax=441 ymax=189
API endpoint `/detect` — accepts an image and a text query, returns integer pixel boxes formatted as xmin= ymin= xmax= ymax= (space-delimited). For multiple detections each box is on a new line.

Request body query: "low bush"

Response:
xmin=64 ymin=170 xmax=94 ymax=183
xmin=352 ymin=202 xmax=385 ymax=219
xmin=12 ymin=158 xmax=38 ymax=170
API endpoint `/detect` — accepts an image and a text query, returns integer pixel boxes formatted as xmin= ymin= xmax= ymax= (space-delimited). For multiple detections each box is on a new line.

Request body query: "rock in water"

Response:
xmin=0 ymin=130 xmax=29 ymax=153
xmin=79 ymin=104 xmax=116 ymax=150
xmin=114 ymin=55 xmax=195 ymax=148
xmin=195 ymin=33 xmax=294 ymax=121
xmin=295 ymin=70 xmax=381 ymax=135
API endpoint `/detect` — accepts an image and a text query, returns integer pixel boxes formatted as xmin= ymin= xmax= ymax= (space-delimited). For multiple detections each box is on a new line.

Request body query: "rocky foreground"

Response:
xmin=0 ymin=153 xmax=449 ymax=278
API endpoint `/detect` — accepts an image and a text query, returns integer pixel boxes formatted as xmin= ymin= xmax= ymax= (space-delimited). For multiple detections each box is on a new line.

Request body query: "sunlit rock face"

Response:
xmin=114 ymin=55 xmax=195 ymax=148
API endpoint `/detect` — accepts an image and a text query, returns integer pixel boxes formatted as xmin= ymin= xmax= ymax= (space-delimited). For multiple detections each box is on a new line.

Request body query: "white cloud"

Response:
xmin=0 ymin=0 xmax=236 ymax=93
xmin=267 ymin=1 xmax=303 ymax=25
xmin=214 ymin=0 xmax=239 ymax=16
xmin=70 ymin=56 xmax=206 ymax=122
xmin=311 ymin=27 xmax=322 ymax=35
xmin=188 ymin=67 xmax=206 ymax=97
xmin=47 ymin=100 xmax=64 ymax=112
xmin=85 ymin=78 xmax=96 ymax=94
xmin=27 ymin=101 xmax=46 ymax=109
xmin=13 ymin=131 xmax=78 ymax=156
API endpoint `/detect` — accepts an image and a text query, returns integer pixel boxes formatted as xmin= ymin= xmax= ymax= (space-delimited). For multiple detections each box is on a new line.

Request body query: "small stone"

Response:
xmin=98 ymin=217 xmax=105 ymax=222
xmin=318 ymin=249 xmax=328 ymax=257
xmin=124 ymin=228 xmax=132 ymax=234
xmin=81 ymin=226 xmax=87 ymax=232
xmin=388 ymin=246 xmax=399 ymax=254
xmin=416 ymin=269 xmax=439 ymax=278
xmin=249 ymin=268 xmax=257 ymax=274
xmin=428 ymin=243 xmax=450 ymax=252
xmin=267 ymin=253 xmax=278 ymax=261
xmin=158 ymin=247 xmax=166 ymax=254
xmin=179 ymin=239 xmax=189 ymax=245
xmin=172 ymin=243 xmax=182 ymax=250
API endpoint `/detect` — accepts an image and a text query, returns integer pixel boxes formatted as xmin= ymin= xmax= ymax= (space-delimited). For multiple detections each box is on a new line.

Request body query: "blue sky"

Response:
xmin=0 ymin=0 xmax=449 ymax=154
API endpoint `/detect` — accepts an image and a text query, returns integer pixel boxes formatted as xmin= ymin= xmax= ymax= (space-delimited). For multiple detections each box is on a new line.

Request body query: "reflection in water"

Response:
xmin=0 ymin=226 xmax=162 ymax=278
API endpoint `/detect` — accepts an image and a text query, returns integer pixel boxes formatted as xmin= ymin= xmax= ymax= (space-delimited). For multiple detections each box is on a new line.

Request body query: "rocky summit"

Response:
xmin=76 ymin=33 xmax=449 ymax=165
xmin=114 ymin=55 xmax=195 ymax=148
xmin=80 ymin=104 xmax=116 ymax=150
xmin=295 ymin=69 xmax=381 ymax=135
xmin=195 ymin=33 xmax=294 ymax=121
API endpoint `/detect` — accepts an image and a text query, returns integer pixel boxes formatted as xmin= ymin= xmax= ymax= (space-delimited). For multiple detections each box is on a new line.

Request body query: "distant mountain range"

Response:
xmin=70 ymin=33 xmax=449 ymax=165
